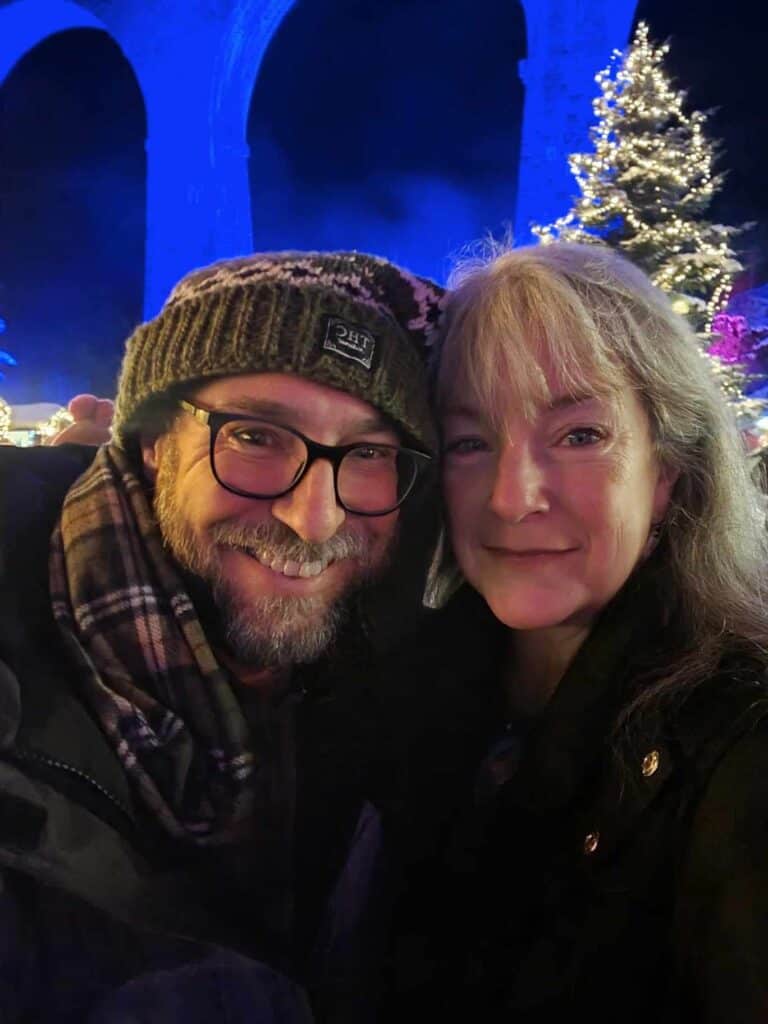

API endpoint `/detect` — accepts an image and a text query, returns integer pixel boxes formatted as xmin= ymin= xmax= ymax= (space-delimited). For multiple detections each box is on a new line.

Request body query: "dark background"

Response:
xmin=635 ymin=0 xmax=768 ymax=291
xmin=0 ymin=0 xmax=765 ymax=403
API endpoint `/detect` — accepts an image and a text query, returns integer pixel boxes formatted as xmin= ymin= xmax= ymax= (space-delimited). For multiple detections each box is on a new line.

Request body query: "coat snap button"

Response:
xmin=641 ymin=750 xmax=660 ymax=777
xmin=583 ymin=831 xmax=600 ymax=855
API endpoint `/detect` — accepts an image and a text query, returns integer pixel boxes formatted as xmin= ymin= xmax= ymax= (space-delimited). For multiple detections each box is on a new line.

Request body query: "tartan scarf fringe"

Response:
xmin=49 ymin=444 xmax=255 ymax=844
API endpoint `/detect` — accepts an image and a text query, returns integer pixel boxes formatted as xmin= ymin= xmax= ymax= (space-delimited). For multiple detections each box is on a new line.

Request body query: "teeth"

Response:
xmin=248 ymin=549 xmax=328 ymax=578
xmin=299 ymin=560 xmax=324 ymax=578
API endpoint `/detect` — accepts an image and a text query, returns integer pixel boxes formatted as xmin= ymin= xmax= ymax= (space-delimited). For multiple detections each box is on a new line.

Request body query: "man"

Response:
xmin=0 ymin=252 xmax=444 ymax=1021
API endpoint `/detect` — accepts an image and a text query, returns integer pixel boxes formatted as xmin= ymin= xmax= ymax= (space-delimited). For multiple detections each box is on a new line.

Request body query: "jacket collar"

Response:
xmin=0 ymin=444 xmax=138 ymax=819
xmin=497 ymin=566 xmax=673 ymax=813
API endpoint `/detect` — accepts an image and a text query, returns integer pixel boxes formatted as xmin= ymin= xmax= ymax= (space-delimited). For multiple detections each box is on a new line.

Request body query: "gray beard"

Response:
xmin=210 ymin=583 xmax=347 ymax=668
xmin=153 ymin=446 xmax=387 ymax=668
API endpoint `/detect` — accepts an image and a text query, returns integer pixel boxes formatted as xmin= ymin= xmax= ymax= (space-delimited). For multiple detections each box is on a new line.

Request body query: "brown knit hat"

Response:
xmin=113 ymin=251 xmax=445 ymax=452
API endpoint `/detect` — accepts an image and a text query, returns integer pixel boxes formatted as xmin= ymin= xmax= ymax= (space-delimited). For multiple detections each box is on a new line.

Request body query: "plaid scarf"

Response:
xmin=49 ymin=444 xmax=256 ymax=845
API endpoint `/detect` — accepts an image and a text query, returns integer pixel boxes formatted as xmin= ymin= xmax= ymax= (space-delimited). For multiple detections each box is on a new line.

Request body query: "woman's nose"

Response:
xmin=488 ymin=442 xmax=550 ymax=522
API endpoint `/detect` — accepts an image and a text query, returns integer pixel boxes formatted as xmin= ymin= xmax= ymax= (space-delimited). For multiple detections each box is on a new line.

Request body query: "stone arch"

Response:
xmin=206 ymin=0 xmax=297 ymax=252
xmin=133 ymin=0 xmax=296 ymax=316
xmin=210 ymin=0 xmax=297 ymax=150
xmin=0 ymin=0 xmax=107 ymax=83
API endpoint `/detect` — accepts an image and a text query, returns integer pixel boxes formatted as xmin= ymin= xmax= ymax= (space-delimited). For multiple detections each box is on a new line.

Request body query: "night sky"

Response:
xmin=1 ymin=0 xmax=766 ymax=403
xmin=635 ymin=0 xmax=768 ymax=290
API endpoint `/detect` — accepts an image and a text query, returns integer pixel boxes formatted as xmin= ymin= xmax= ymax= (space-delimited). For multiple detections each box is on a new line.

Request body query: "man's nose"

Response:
xmin=488 ymin=442 xmax=550 ymax=522
xmin=270 ymin=459 xmax=346 ymax=543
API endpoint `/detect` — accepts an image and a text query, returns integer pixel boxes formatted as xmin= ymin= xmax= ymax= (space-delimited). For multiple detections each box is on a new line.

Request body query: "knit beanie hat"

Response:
xmin=112 ymin=251 xmax=445 ymax=452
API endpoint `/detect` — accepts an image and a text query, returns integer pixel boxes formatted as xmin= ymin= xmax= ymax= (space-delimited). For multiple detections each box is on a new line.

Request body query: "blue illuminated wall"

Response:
xmin=0 ymin=0 xmax=638 ymax=402
xmin=514 ymin=2 xmax=639 ymax=243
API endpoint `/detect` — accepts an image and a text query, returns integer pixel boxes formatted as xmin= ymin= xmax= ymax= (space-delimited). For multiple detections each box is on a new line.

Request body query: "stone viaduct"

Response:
xmin=1 ymin=0 xmax=637 ymax=316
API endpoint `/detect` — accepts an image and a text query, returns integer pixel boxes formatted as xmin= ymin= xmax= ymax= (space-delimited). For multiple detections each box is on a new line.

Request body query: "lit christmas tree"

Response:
xmin=0 ymin=397 xmax=10 ymax=443
xmin=533 ymin=21 xmax=763 ymax=425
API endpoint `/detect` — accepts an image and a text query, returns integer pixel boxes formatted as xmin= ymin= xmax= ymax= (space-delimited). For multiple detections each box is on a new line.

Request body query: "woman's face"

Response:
xmin=441 ymin=361 xmax=676 ymax=633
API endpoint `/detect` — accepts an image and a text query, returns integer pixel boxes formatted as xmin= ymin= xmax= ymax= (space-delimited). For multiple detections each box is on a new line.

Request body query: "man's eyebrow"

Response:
xmin=211 ymin=397 xmax=395 ymax=435
xmin=211 ymin=397 xmax=301 ymax=417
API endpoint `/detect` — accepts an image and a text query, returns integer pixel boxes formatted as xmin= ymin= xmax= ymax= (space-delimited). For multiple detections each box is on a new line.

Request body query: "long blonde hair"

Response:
xmin=434 ymin=241 xmax=768 ymax=722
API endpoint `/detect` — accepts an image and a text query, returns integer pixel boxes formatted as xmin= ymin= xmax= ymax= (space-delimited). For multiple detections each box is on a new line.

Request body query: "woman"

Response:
xmin=417 ymin=241 xmax=768 ymax=1022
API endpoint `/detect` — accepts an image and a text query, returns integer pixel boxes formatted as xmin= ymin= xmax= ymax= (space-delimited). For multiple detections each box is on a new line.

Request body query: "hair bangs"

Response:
xmin=438 ymin=252 xmax=626 ymax=430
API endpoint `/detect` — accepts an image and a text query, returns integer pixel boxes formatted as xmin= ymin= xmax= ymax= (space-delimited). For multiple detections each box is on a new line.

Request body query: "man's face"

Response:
xmin=142 ymin=373 xmax=401 ymax=667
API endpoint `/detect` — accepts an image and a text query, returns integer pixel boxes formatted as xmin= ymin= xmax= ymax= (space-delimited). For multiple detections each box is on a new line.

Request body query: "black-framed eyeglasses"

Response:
xmin=178 ymin=399 xmax=433 ymax=516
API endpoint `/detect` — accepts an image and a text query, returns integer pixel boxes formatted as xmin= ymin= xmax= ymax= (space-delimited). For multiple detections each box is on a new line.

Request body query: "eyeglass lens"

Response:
xmin=213 ymin=418 xmax=417 ymax=513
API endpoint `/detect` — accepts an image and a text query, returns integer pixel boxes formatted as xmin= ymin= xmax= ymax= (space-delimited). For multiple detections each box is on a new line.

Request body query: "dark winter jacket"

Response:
xmin=0 ymin=443 xmax=440 ymax=1023
xmin=385 ymin=572 xmax=768 ymax=1023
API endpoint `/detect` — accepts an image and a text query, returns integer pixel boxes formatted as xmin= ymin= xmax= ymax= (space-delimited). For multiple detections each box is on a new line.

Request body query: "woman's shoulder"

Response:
xmin=614 ymin=656 xmax=768 ymax=791
xmin=678 ymin=670 xmax=768 ymax=899
xmin=667 ymin=659 xmax=768 ymax=768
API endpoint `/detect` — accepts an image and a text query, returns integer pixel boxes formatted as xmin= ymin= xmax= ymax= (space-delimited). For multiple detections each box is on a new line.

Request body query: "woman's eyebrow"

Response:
xmin=546 ymin=393 xmax=600 ymax=412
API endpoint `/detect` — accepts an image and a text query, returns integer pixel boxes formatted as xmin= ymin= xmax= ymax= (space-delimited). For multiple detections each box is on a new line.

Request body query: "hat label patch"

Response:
xmin=322 ymin=317 xmax=376 ymax=371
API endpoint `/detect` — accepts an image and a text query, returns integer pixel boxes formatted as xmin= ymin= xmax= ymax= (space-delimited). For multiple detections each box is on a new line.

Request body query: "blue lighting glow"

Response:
xmin=1 ymin=0 xmax=639 ymax=402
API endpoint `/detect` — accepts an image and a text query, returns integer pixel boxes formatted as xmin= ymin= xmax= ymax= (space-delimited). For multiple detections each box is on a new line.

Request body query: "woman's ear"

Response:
xmin=653 ymin=463 xmax=679 ymax=522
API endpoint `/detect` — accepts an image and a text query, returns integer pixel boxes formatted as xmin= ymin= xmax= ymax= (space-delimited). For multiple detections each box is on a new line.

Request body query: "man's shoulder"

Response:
xmin=0 ymin=443 xmax=97 ymax=518
xmin=0 ymin=444 xmax=98 ymax=575
xmin=0 ymin=442 xmax=97 ymax=487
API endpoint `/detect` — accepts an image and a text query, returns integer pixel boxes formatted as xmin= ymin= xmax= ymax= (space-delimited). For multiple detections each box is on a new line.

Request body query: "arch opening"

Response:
xmin=0 ymin=27 xmax=146 ymax=403
xmin=246 ymin=0 xmax=526 ymax=285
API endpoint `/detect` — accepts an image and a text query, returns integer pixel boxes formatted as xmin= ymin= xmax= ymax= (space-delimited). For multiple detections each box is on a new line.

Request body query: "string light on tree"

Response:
xmin=0 ymin=398 xmax=11 ymax=442
xmin=533 ymin=20 xmax=761 ymax=425
xmin=37 ymin=407 xmax=74 ymax=442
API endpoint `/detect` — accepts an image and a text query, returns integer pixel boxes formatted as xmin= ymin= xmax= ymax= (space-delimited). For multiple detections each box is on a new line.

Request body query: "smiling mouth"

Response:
xmin=230 ymin=545 xmax=334 ymax=579
xmin=488 ymin=547 xmax=575 ymax=557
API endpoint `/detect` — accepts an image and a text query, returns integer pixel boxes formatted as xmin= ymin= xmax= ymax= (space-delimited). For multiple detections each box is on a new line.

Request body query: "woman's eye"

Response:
xmin=443 ymin=437 xmax=490 ymax=456
xmin=561 ymin=427 xmax=604 ymax=447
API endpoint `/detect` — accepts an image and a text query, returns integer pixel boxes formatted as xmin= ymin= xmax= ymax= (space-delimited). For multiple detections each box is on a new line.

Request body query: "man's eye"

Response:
xmin=231 ymin=427 xmax=277 ymax=446
xmin=561 ymin=427 xmax=604 ymax=447
xmin=349 ymin=445 xmax=395 ymax=461
xmin=443 ymin=437 xmax=490 ymax=456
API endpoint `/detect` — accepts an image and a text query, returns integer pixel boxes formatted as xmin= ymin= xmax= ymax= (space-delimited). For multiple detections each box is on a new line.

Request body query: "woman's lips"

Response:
xmin=484 ymin=545 xmax=576 ymax=558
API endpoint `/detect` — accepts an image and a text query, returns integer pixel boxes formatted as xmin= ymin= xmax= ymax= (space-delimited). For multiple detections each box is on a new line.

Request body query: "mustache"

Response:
xmin=210 ymin=520 xmax=370 ymax=565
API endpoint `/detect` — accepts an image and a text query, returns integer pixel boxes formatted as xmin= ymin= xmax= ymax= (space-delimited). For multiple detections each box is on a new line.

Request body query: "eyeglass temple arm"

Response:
xmin=179 ymin=399 xmax=212 ymax=426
